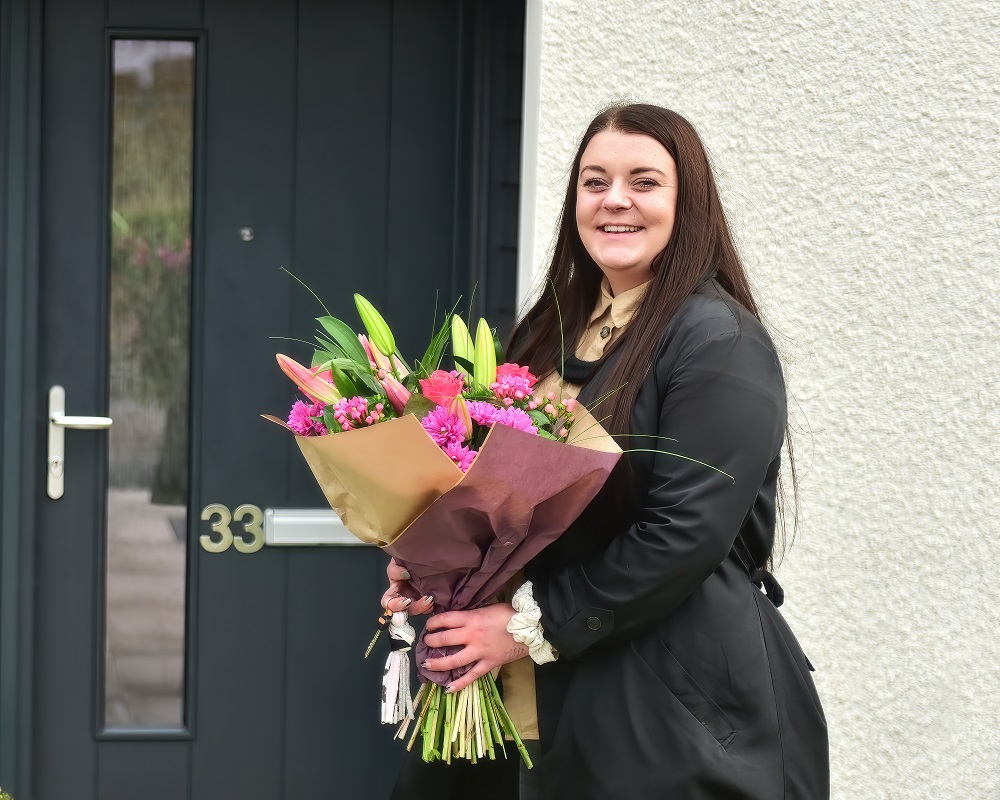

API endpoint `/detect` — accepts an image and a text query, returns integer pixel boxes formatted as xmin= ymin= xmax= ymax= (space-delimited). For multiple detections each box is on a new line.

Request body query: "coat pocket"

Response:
xmin=634 ymin=635 xmax=738 ymax=748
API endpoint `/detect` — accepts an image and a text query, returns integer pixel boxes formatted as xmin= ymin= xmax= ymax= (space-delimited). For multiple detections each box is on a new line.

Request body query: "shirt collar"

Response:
xmin=588 ymin=276 xmax=651 ymax=329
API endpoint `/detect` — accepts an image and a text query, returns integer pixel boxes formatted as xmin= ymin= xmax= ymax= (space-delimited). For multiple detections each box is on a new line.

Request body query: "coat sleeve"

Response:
xmin=531 ymin=327 xmax=787 ymax=659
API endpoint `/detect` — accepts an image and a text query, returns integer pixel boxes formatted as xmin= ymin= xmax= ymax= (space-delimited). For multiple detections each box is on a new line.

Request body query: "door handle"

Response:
xmin=47 ymin=385 xmax=113 ymax=499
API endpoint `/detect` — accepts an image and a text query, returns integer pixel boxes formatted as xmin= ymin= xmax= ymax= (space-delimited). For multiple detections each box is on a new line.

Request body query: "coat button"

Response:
xmin=599 ymin=325 xmax=611 ymax=339
xmin=586 ymin=616 xmax=602 ymax=631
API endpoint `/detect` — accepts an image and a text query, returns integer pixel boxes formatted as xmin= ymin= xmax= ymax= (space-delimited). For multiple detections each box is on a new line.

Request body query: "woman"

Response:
xmin=384 ymin=104 xmax=829 ymax=799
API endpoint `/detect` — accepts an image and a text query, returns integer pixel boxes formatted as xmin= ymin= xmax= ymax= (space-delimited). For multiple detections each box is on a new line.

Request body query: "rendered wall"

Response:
xmin=518 ymin=1 xmax=999 ymax=797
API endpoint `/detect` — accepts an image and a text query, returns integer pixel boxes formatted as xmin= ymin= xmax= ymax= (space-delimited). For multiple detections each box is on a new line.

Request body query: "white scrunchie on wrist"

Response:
xmin=506 ymin=581 xmax=559 ymax=664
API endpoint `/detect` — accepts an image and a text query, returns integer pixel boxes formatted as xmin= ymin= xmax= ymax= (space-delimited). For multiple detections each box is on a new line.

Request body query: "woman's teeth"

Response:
xmin=601 ymin=225 xmax=641 ymax=232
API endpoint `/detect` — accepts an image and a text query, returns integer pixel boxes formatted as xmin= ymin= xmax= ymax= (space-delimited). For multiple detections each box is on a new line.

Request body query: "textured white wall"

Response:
xmin=518 ymin=1 xmax=1000 ymax=797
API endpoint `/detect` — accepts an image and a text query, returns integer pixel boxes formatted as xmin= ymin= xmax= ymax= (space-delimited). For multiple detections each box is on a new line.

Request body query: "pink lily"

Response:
xmin=382 ymin=375 xmax=412 ymax=414
xmin=449 ymin=395 xmax=473 ymax=442
xmin=359 ymin=333 xmax=392 ymax=373
xmin=359 ymin=333 xmax=409 ymax=378
xmin=276 ymin=354 xmax=342 ymax=405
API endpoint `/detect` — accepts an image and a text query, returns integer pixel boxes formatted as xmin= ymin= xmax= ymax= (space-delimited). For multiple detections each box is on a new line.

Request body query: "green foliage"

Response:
xmin=414 ymin=312 xmax=453 ymax=378
xmin=0 ymin=786 xmax=14 ymax=800
xmin=109 ymin=64 xmax=194 ymax=406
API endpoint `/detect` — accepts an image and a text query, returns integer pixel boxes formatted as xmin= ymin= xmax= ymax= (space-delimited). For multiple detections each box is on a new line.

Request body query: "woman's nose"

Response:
xmin=603 ymin=180 xmax=632 ymax=210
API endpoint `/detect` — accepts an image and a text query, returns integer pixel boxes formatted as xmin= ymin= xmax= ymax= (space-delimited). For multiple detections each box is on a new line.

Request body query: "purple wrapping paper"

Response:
xmin=382 ymin=422 xmax=621 ymax=685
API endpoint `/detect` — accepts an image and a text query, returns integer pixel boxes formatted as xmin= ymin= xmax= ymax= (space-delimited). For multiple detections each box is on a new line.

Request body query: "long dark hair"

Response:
xmin=510 ymin=103 xmax=796 ymax=561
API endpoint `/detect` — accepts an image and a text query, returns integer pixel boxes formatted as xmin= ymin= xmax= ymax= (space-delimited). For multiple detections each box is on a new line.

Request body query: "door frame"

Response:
xmin=1 ymin=0 xmax=43 ymax=795
xmin=0 ymin=1 xmax=533 ymax=796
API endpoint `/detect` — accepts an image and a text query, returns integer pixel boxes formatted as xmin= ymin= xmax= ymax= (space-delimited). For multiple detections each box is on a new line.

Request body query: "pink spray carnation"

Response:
xmin=421 ymin=406 xmax=467 ymax=447
xmin=443 ymin=441 xmax=477 ymax=472
xmin=287 ymin=400 xmax=328 ymax=436
xmin=495 ymin=363 xmax=537 ymax=386
xmin=491 ymin=363 xmax=537 ymax=402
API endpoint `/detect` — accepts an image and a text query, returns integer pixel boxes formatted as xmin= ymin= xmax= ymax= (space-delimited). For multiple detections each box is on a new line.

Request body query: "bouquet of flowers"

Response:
xmin=266 ymin=291 xmax=621 ymax=766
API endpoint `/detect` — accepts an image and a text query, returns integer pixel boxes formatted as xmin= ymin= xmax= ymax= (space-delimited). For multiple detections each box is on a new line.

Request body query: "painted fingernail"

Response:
xmin=401 ymin=597 xmax=412 ymax=607
xmin=400 ymin=569 xmax=411 ymax=580
xmin=445 ymin=685 xmax=455 ymax=694
xmin=424 ymin=595 xmax=434 ymax=605
xmin=421 ymin=660 xmax=430 ymax=668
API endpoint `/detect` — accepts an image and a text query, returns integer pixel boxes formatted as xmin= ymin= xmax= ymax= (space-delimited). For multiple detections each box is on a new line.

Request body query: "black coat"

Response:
xmin=525 ymin=280 xmax=830 ymax=799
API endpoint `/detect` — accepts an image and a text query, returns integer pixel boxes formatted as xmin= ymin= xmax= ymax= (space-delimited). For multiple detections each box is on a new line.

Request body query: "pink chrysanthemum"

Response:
xmin=466 ymin=400 xmax=498 ymax=426
xmin=490 ymin=373 xmax=535 ymax=402
xmin=490 ymin=407 xmax=538 ymax=435
xmin=443 ymin=441 xmax=477 ymax=472
xmin=287 ymin=400 xmax=328 ymax=436
xmin=421 ymin=406 xmax=467 ymax=447
xmin=330 ymin=396 xmax=387 ymax=431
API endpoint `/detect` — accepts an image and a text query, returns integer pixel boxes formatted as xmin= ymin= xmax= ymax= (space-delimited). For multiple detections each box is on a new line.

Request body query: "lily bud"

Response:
xmin=276 ymin=354 xmax=342 ymax=404
xmin=382 ymin=375 xmax=412 ymax=414
xmin=451 ymin=315 xmax=475 ymax=377
xmin=359 ymin=333 xmax=392 ymax=373
xmin=473 ymin=318 xmax=497 ymax=388
xmin=449 ymin=395 xmax=473 ymax=442
xmin=354 ymin=294 xmax=396 ymax=358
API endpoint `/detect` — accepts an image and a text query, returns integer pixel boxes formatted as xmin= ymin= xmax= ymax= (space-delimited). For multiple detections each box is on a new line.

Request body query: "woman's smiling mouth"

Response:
xmin=600 ymin=225 xmax=644 ymax=233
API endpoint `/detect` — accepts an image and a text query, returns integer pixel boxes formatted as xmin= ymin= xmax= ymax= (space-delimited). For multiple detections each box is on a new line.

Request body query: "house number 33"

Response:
xmin=200 ymin=503 xmax=265 ymax=553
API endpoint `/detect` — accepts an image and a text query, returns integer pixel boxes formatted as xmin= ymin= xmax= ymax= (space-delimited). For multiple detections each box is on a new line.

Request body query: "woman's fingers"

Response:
xmin=421 ymin=647 xmax=478 ymax=673
xmin=424 ymin=610 xmax=470 ymax=631
xmin=382 ymin=559 xmax=433 ymax=614
xmin=423 ymin=626 xmax=469 ymax=650
xmin=381 ymin=593 xmax=413 ymax=613
xmin=443 ymin=660 xmax=495 ymax=694
xmin=379 ymin=584 xmax=434 ymax=615
xmin=410 ymin=595 xmax=435 ymax=615
xmin=386 ymin=558 xmax=412 ymax=582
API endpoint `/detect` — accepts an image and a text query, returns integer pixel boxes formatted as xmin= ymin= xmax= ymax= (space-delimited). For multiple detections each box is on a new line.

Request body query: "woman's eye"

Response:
xmin=634 ymin=178 xmax=657 ymax=188
xmin=581 ymin=177 xmax=606 ymax=189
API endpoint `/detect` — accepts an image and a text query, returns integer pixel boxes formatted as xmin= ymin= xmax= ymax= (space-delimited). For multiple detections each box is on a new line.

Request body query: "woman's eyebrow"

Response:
xmin=579 ymin=164 xmax=668 ymax=177
xmin=630 ymin=166 xmax=667 ymax=177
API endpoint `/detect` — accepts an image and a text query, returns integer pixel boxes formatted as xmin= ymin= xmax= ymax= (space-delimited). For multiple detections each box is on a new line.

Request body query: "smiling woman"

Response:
xmin=575 ymin=130 xmax=678 ymax=294
xmin=387 ymin=104 xmax=829 ymax=800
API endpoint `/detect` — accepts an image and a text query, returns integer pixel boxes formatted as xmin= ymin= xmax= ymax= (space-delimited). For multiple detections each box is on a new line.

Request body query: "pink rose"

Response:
xmin=419 ymin=370 xmax=465 ymax=407
xmin=496 ymin=363 xmax=537 ymax=387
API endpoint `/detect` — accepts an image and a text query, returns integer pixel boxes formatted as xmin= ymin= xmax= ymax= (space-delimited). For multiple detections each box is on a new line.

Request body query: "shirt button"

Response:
xmin=599 ymin=326 xmax=611 ymax=339
xmin=586 ymin=616 xmax=602 ymax=631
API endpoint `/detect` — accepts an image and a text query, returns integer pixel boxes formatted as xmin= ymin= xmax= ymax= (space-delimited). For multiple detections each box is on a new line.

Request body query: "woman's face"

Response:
xmin=575 ymin=129 xmax=678 ymax=295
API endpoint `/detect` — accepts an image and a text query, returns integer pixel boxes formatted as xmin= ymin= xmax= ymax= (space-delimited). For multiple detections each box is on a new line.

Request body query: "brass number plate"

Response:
xmin=200 ymin=503 xmax=266 ymax=553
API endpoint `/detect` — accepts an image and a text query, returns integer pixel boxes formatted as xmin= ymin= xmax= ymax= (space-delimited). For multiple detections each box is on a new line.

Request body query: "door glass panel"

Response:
xmin=105 ymin=39 xmax=195 ymax=728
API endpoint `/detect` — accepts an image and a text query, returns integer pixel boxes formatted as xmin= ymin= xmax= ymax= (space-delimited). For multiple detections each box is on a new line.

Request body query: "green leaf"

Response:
xmin=491 ymin=326 xmax=505 ymax=364
xmin=537 ymin=429 xmax=558 ymax=440
xmin=416 ymin=313 xmax=453 ymax=378
xmin=317 ymin=315 xmax=369 ymax=366
xmin=314 ymin=332 xmax=348 ymax=360
xmin=326 ymin=358 xmax=383 ymax=395
xmin=329 ymin=364 xmax=358 ymax=398
xmin=403 ymin=393 xmax=437 ymax=419
xmin=528 ymin=410 xmax=550 ymax=428
xmin=453 ymin=355 xmax=475 ymax=375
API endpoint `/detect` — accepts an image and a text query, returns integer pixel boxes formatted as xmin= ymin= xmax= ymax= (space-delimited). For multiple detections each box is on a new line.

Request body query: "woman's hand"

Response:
xmin=380 ymin=558 xmax=435 ymax=615
xmin=422 ymin=604 xmax=529 ymax=692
